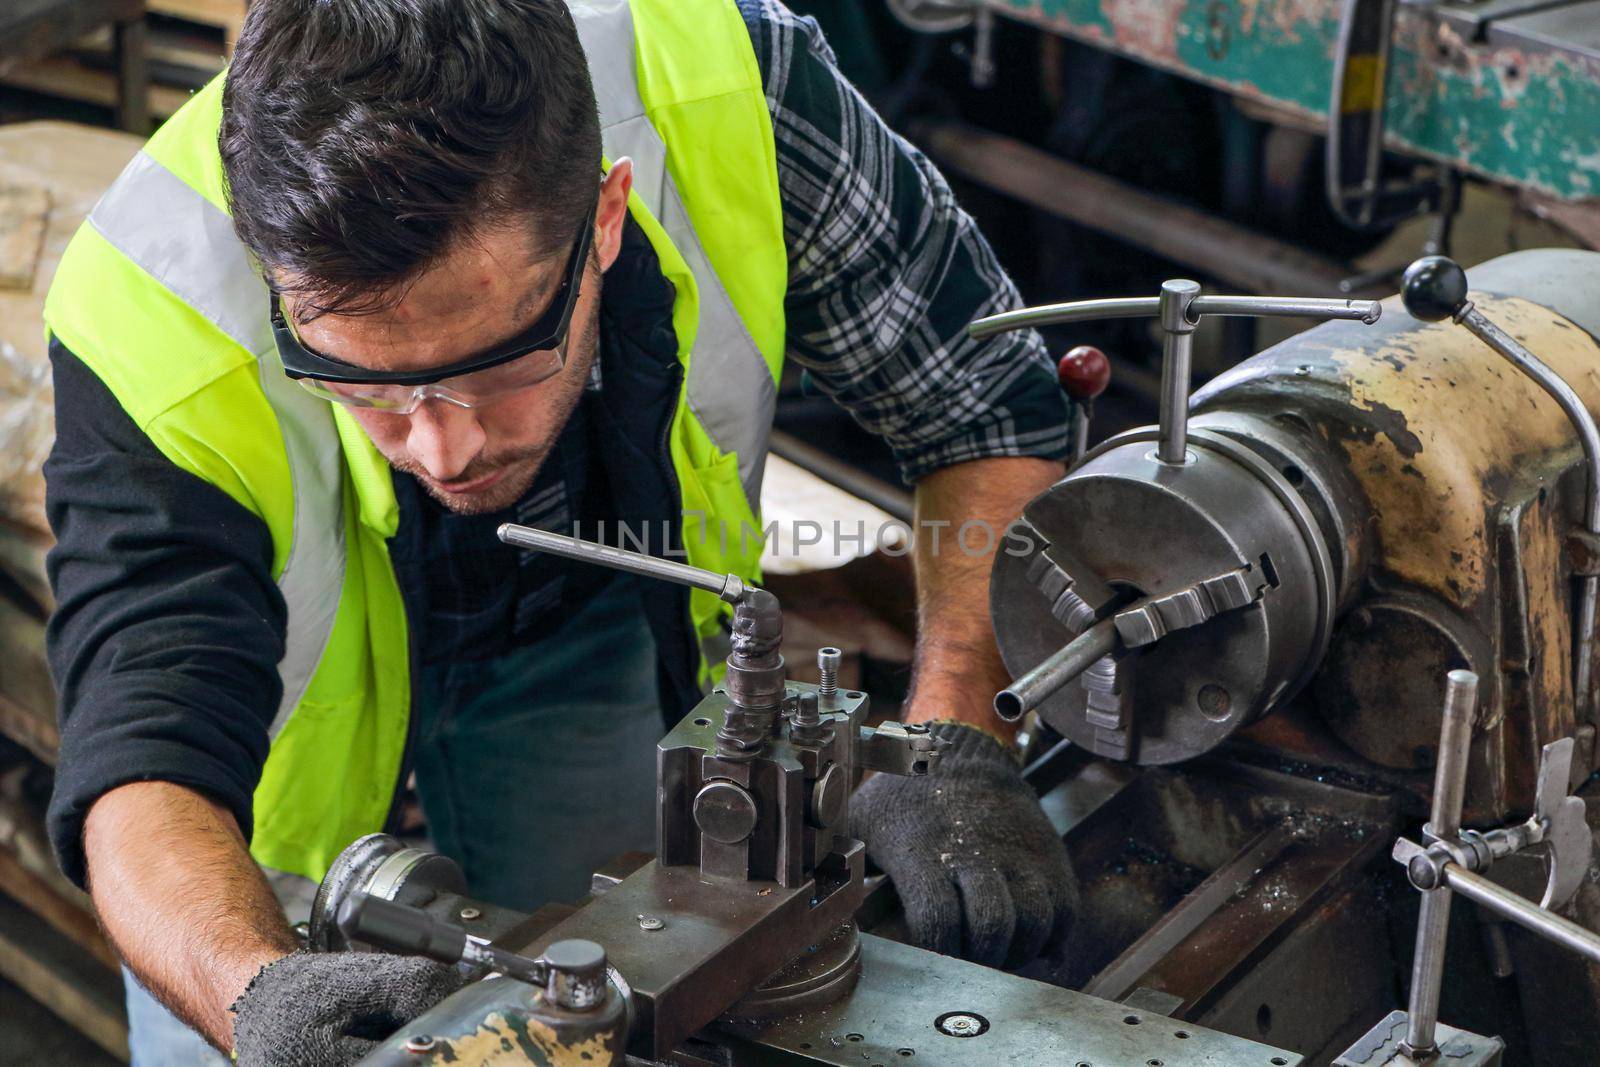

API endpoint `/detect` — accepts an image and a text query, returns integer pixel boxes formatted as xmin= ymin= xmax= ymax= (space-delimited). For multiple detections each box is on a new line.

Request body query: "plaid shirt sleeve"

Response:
xmin=738 ymin=0 xmax=1072 ymax=485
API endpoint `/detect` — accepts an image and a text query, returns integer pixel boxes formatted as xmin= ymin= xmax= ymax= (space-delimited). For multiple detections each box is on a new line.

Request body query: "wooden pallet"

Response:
xmin=150 ymin=0 xmax=245 ymax=55
xmin=1 ymin=0 xmax=244 ymax=124
xmin=0 ymin=758 xmax=126 ymax=1061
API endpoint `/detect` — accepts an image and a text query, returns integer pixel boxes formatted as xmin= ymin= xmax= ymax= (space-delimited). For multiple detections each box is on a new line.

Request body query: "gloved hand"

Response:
xmin=231 ymin=950 xmax=465 ymax=1067
xmin=851 ymin=722 xmax=1079 ymax=969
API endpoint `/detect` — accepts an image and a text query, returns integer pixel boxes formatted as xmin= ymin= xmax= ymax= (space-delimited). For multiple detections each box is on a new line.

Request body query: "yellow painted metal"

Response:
xmin=1200 ymin=292 xmax=1600 ymax=818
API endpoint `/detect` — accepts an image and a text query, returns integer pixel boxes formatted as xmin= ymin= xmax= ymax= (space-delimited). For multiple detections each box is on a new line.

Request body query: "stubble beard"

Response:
xmin=393 ymin=298 xmax=599 ymax=517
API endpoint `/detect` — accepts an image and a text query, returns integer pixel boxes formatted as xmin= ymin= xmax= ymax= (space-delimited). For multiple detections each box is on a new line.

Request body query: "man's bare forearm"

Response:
xmin=84 ymin=781 xmax=298 ymax=1050
xmin=904 ymin=456 xmax=1065 ymax=743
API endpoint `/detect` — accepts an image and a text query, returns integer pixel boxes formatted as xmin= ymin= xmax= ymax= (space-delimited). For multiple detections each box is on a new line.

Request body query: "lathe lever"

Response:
xmin=338 ymin=893 xmax=612 ymax=1012
xmin=972 ymin=285 xmax=1380 ymax=471
xmin=1403 ymin=255 xmax=1600 ymax=723
xmin=497 ymin=523 xmax=748 ymax=605
xmin=1057 ymin=345 xmax=1110 ymax=465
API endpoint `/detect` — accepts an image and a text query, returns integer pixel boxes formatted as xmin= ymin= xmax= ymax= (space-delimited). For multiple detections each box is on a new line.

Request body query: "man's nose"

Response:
xmin=405 ymin=399 xmax=487 ymax=482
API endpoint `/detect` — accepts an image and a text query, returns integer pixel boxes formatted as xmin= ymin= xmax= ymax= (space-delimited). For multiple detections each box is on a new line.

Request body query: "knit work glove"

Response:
xmin=851 ymin=722 xmax=1080 ymax=968
xmin=231 ymin=950 xmax=465 ymax=1067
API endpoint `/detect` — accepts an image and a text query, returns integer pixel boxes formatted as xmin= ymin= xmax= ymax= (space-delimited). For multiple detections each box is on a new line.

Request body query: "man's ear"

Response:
xmin=596 ymin=157 xmax=634 ymax=272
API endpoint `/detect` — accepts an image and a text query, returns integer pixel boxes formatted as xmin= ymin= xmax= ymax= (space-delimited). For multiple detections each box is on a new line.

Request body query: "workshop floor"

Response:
xmin=0 ymin=976 xmax=121 ymax=1064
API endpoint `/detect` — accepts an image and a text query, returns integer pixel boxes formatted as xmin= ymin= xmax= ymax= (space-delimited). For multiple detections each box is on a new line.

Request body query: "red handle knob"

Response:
xmin=1058 ymin=346 xmax=1111 ymax=401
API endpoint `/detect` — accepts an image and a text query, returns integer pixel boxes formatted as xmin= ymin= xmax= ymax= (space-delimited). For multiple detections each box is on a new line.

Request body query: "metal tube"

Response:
xmin=994 ymin=618 xmax=1121 ymax=721
xmin=968 ymin=297 xmax=1159 ymax=340
xmin=971 ymin=295 xmax=1382 ymax=342
xmin=1407 ymin=889 xmax=1454 ymax=1056
xmin=1459 ymin=304 xmax=1600 ymax=722
xmin=497 ymin=523 xmax=746 ymax=604
xmin=1443 ymin=864 xmax=1600 ymax=966
xmin=1158 ymin=330 xmax=1194 ymax=464
xmin=1157 ymin=281 xmax=1201 ymax=465
xmin=1429 ymin=669 xmax=1478 ymax=840
xmin=1403 ymin=669 xmax=1479 ymax=1057
xmin=1189 ymin=295 xmax=1383 ymax=324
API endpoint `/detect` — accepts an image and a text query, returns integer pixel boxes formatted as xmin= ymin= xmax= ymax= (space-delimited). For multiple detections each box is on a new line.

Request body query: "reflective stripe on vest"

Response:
xmin=45 ymin=0 xmax=785 ymax=879
xmin=80 ymin=4 xmax=776 ymax=719
xmin=573 ymin=0 xmax=777 ymax=505
xmin=88 ymin=152 xmax=347 ymax=735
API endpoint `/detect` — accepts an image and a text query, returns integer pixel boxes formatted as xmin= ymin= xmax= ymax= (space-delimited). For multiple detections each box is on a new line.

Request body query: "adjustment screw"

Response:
xmin=795 ymin=690 xmax=822 ymax=728
xmin=818 ymin=647 xmax=842 ymax=699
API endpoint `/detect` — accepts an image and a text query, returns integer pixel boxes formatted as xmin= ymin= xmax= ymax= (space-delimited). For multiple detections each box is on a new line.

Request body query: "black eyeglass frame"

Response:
xmin=271 ymin=204 xmax=597 ymax=388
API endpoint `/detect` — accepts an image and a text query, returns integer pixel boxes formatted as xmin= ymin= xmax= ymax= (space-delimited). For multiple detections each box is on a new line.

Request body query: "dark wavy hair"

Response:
xmin=220 ymin=0 xmax=601 ymax=315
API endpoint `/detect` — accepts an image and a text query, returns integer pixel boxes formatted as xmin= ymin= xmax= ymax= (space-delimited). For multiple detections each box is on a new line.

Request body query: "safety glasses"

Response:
xmin=271 ymin=204 xmax=596 ymax=413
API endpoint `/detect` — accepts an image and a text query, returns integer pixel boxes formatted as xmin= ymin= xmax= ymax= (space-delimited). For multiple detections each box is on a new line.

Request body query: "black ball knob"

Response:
xmin=1402 ymin=255 xmax=1469 ymax=322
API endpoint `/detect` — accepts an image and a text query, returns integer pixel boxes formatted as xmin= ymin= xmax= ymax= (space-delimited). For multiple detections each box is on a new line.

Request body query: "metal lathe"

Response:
xmin=308 ymin=249 xmax=1600 ymax=1066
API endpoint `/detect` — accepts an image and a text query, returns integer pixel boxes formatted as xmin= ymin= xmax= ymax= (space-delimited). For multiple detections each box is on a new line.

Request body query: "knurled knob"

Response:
xmin=1058 ymin=345 xmax=1111 ymax=401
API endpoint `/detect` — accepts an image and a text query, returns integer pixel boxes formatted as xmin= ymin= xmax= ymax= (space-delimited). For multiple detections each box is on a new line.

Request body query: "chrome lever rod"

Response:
xmin=498 ymin=523 xmax=748 ymax=605
xmin=967 ymin=293 xmax=1381 ymax=340
xmin=970 ymin=288 xmax=1382 ymax=467
xmin=1403 ymin=255 xmax=1600 ymax=723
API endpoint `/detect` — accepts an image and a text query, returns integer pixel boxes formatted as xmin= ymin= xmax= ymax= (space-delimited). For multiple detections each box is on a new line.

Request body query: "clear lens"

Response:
xmin=445 ymin=343 xmax=566 ymax=397
xmin=294 ymin=341 xmax=567 ymax=413
xmin=296 ymin=378 xmax=426 ymax=413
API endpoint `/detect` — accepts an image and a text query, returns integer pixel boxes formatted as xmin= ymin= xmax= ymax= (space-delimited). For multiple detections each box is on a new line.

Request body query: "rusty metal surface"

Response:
xmin=1042 ymin=751 xmax=1400 ymax=1061
xmin=1192 ymin=275 xmax=1600 ymax=816
xmin=1083 ymin=824 xmax=1303 ymax=1002
xmin=981 ymin=0 xmax=1600 ymax=200
xmin=1110 ymin=814 xmax=1391 ymax=1017
xmin=1202 ymin=882 xmax=1395 ymax=1061
xmin=1049 ymin=751 xmax=1397 ymax=993
xmin=1202 ymin=294 xmax=1600 ymax=610
xmin=1074 ymin=754 xmax=1398 ymax=1026
xmin=357 ymin=979 xmax=629 ymax=1067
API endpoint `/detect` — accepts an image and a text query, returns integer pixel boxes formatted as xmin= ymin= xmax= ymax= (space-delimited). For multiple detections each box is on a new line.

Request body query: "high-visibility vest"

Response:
xmin=43 ymin=0 xmax=787 ymax=882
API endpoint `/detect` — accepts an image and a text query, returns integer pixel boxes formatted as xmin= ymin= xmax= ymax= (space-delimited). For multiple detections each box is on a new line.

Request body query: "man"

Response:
xmin=41 ymin=1 xmax=1078 ymax=1063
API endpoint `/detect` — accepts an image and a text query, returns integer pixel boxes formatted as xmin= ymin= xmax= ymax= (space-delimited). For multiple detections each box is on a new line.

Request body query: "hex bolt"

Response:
xmin=817 ymin=647 xmax=841 ymax=700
